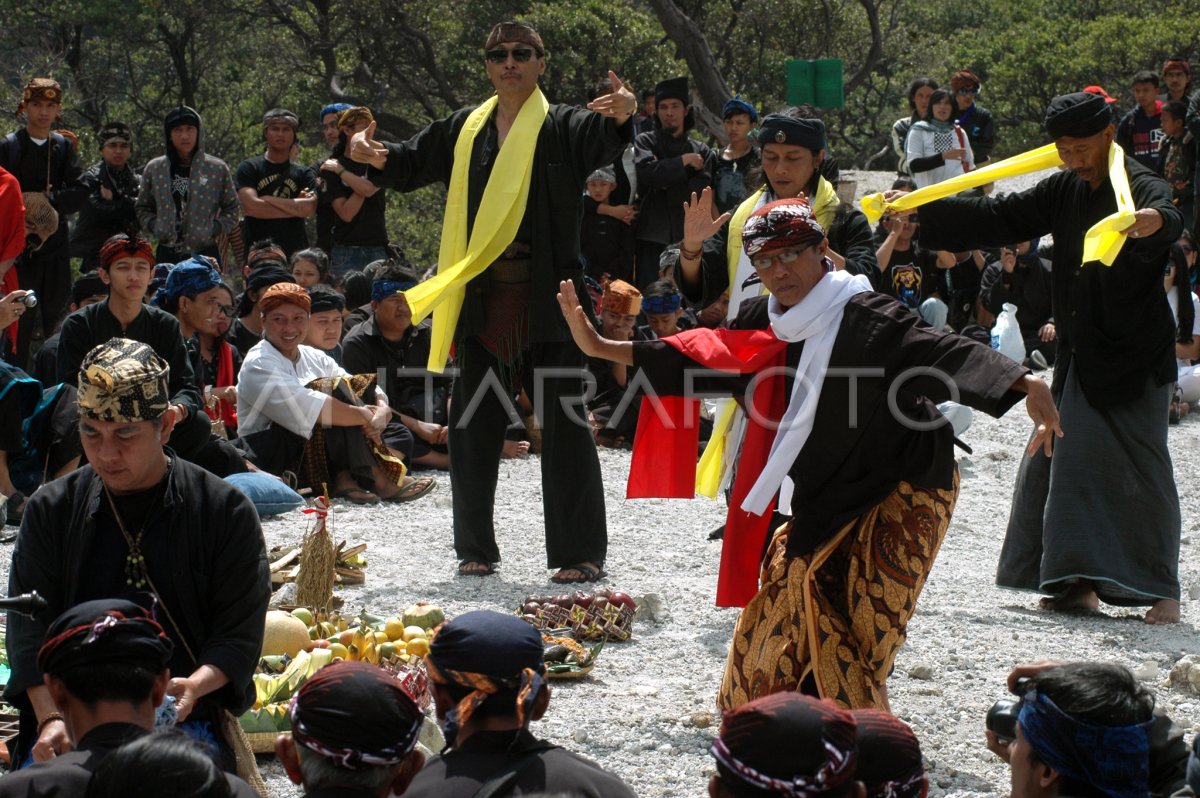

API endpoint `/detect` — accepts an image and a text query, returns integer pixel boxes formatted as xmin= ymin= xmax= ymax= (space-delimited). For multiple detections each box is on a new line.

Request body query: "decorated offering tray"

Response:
xmin=517 ymin=589 xmax=637 ymax=642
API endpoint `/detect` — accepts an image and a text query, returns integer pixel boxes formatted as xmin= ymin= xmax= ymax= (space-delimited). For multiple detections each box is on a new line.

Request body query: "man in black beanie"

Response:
xmin=633 ymin=77 xmax=716 ymax=289
xmin=0 ymin=599 xmax=256 ymax=796
xmin=914 ymin=91 xmax=1185 ymax=625
xmin=70 ymin=122 xmax=141 ymax=269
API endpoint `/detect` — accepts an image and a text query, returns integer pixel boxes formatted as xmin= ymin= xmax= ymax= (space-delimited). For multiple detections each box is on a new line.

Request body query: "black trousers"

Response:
xmin=449 ymin=337 xmax=607 ymax=568
xmin=14 ymin=248 xmax=70 ymax=370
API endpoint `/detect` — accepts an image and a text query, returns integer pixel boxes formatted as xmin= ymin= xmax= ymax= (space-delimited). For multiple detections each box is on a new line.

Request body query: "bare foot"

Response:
xmin=502 ymin=439 xmax=531 ymax=459
xmin=1145 ymin=599 xmax=1180 ymax=625
xmin=1039 ymin=583 xmax=1099 ymax=612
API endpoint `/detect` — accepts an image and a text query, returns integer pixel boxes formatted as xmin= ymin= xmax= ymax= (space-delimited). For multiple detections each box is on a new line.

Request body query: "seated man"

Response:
xmin=276 ymin=661 xmax=426 ymax=798
xmin=0 ymin=599 xmax=255 ymax=797
xmin=304 ymin=285 xmax=347 ymax=364
xmin=559 ymin=197 xmax=1058 ymax=710
xmin=709 ymin=692 xmax=863 ymax=798
xmin=5 ymin=339 xmax=270 ymax=768
xmin=342 ymin=263 xmax=454 ymax=470
xmin=980 ymin=239 xmax=1056 ymax=370
xmin=406 ymin=610 xmax=636 ymax=798
xmin=237 ymin=282 xmax=433 ymax=503
xmin=585 ymin=279 xmax=646 ymax=448
xmin=988 ymin=662 xmax=1156 ymax=798
xmin=55 ymin=234 xmax=248 ymax=477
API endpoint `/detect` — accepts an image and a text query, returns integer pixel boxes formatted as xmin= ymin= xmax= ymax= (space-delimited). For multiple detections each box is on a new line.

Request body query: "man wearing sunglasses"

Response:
xmin=950 ymin=70 xmax=996 ymax=166
xmin=349 ymin=20 xmax=635 ymax=584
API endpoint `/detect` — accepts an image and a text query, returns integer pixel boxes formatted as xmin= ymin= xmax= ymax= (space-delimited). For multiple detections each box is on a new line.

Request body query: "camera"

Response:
xmin=16 ymin=291 xmax=36 ymax=308
xmin=986 ymin=676 xmax=1033 ymax=745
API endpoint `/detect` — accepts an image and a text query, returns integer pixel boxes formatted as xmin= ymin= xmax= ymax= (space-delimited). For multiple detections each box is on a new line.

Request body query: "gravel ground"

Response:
xmin=9 ymin=169 xmax=1200 ymax=798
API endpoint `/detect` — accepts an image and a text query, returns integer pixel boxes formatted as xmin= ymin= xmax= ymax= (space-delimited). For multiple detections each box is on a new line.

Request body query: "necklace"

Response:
xmin=103 ymin=480 xmax=166 ymax=590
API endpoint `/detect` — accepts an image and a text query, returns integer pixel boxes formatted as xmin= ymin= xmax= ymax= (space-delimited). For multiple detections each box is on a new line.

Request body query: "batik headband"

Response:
xmin=260 ymin=281 xmax=312 ymax=314
xmin=99 ymin=234 xmax=155 ymax=270
xmin=424 ymin=653 xmax=545 ymax=747
xmin=711 ymin=735 xmax=856 ymax=798
xmin=77 ymin=338 xmax=171 ymax=423
xmin=38 ymin=601 xmax=173 ymax=674
xmin=742 ymin=197 xmax=826 ymax=259
xmin=338 ymin=107 xmax=374 ymax=130
xmin=17 ymin=78 xmax=62 ymax=115
xmin=371 ymin=280 xmax=416 ymax=302
xmin=643 ymin=293 xmax=682 ymax=314
xmin=247 ymin=244 xmax=287 ymax=270
xmin=1018 ymin=689 xmax=1153 ymax=798
xmin=602 ymin=279 xmax=642 ymax=316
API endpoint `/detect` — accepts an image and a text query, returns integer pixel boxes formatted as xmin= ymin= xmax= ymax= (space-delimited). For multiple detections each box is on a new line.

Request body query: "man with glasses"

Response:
xmin=348 ymin=20 xmax=635 ymax=583
xmin=950 ymin=70 xmax=996 ymax=166
xmin=558 ymin=196 xmax=1057 ymax=710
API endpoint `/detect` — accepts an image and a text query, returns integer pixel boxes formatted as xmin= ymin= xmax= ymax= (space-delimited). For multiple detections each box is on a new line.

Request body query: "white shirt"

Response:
xmin=237 ymin=339 xmax=351 ymax=438
xmin=1167 ymin=286 xmax=1200 ymax=370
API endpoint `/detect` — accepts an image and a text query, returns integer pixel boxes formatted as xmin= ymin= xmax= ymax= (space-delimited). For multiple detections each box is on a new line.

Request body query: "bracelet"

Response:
xmin=679 ymin=245 xmax=702 ymax=261
xmin=37 ymin=712 xmax=64 ymax=736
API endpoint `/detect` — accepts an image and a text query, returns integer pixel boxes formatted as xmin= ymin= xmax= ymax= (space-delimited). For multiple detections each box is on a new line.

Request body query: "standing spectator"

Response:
xmin=950 ymin=70 xmax=996 ymax=165
xmin=580 ymin=166 xmax=634 ymax=283
xmin=980 ymin=239 xmax=1056 ymax=369
xmin=1160 ymin=58 xmax=1193 ymax=104
xmin=1167 ymin=238 xmax=1200 ymax=418
xmin=713 ymin=98 xmax=760 ymax=214
xmin=70 ymin=122 xmax=140 ymax=269
xmin=0 ymin=78 xmax=86 ymax=369
xmin=1159 ymin=100 xmax=1195 ymax=232
xmin=314 ymin=102 xmax=352 ymax=255
xmin=235 ymin=108 xmax=316 ymax=258
xmin=1116 ymin=70 xmax=1165 ymax=171
xmin=906 ymin=89 xmax=974 ymax=188
xmin=136 ymin=106 xmax=239 ymax=264
xmin=321 ymin=107 xmax=388 ymax=279
xmin=633 ymin=77 xmax=716 ymax=289
xmin=892 ymin=77 xmax=938 ymax=176
xmin=635 ymin=88 xmax=656 ymax=135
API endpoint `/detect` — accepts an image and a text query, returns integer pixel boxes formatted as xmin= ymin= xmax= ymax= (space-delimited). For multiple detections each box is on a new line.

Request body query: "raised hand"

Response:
xmin=586 ymin=71 xmax=637 ymax=124
xmin=682 ymin=187 xmax=732 ymax=248
xmin=556 ymin=280 xmax=604 ymax=357
xmin=349 ymin=121 xmax=388 ymax=169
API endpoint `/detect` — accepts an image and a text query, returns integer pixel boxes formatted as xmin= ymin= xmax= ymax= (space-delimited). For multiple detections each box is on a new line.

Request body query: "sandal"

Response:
xmin=458 ymin=560 xmax=496 ymax=576
xmin=550 ymin=562 xmax=607 ymax=584
xmin=333 ymin=487 xmax=380 ymax=505
xmin=385 ymin=475 xmax=437 ymax=503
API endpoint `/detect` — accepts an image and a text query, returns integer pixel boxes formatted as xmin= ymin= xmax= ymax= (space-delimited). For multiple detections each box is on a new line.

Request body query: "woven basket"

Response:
xmin=246 ymin=731 xmax=286 ymax=755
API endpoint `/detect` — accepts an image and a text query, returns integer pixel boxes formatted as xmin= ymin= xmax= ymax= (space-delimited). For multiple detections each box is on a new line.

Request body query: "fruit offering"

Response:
xmin=517 ymin=589 xmax=636 ymax=642
xmin=541 ymin=634 xmax=604 ymax=679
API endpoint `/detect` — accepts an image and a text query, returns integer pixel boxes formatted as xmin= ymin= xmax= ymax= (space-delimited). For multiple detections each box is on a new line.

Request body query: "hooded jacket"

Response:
xmin=135 ymin=107 xmax=239 ymax=252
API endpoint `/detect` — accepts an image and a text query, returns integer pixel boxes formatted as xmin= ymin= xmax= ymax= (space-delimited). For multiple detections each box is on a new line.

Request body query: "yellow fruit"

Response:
xmin=384 ymin=618 xmax=406 ymax=641
xmin=337 ymin=630 xmax=354 ymax=647
xmin=379 ymin=642 xmax=398 ymax=660
xmin=402 ymin=626 xmax=427 ymax=643
xmin=329 ymin=643 xmax=349 ymax=660
xmin=290 ymin=607 xmax=314 ymax=626
xmin=406 ymin=637 xmax=430 ymax=657
xmin=262 ymin=610 xmax=311 ymax=658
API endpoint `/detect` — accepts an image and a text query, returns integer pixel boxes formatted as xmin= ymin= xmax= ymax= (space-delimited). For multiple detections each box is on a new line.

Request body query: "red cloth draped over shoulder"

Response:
xmin=0 ymin=169 xmax=25 ymax=353
xmin=627 ymin=327 xmax=789 ymax=607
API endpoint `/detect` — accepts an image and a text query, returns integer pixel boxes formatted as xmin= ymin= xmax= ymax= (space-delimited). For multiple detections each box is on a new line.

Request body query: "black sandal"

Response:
xmin=457 ymin=560 xmax=496 ymax=576
xmin=550 ymin=562 xmax=607 ymax=584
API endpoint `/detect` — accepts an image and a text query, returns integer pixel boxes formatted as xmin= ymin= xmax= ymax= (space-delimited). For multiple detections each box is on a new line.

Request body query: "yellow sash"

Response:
xmin=403 ymin=89 xmax=550 ymax=372
xmin=700 ymin=176 xmax=842 ymax=498
xmin=861 ymin=142 xmax=1136 ymax=266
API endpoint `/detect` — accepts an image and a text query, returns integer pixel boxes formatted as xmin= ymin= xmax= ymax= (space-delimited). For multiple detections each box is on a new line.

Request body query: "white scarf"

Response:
xmin=741 ymin=269 xmax=873 ymax=515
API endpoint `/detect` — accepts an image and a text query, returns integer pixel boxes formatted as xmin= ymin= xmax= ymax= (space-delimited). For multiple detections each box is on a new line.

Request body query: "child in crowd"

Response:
xmin=639 ymin=280 xmax=690 ymax=339
xmin=1159 ymin=100 xmax=1195 ymax=233
xmin=580 ymin=167 xmax=635 ymax=284
xmin=291 ymin=247 xmax=331 ymax=287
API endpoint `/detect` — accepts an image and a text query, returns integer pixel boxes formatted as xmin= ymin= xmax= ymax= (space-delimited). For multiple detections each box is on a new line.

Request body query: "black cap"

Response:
xmin=654 ymin=77 xmax=689 ymax=104
xmin=1044 ymin=92 xmax=1113 ymax=140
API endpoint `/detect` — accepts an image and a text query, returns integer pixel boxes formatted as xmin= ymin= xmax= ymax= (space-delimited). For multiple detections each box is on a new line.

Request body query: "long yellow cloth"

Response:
xmin=860 ymin=142 xmax=1136 ymax=267
xmin=403 ymin=89 xmax=550 ymax=372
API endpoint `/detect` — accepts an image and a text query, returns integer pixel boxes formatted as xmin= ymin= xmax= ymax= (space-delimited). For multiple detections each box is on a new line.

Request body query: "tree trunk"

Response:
xmin=646 ymin=0 xmax=731 ymax=142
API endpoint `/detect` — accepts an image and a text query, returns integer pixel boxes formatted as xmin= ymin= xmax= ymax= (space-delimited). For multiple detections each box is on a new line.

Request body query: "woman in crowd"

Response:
xmin=891 ymin=77 xmax=938 ymax=176
xmin=1167 ymin=233 xmax=1200 ymax=421
xmin=237 ymin=282 xmax=434 ymax=504
xmin=290 ymin=247 xmax=331 ymax=288
xmin=905 ymin=88 xmax=974 ymax=188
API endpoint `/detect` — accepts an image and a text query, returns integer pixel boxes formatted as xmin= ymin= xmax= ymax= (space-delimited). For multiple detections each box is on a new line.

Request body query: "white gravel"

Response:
xmin=10 ymin=170 xmax=1200 ymax=798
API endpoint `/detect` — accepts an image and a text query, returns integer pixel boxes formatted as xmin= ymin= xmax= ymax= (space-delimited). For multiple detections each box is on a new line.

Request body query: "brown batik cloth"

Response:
xmin=718 ymin=473 xmax=959 ymax=711
xmin=299 ymin=374 xmax=407 ymax=492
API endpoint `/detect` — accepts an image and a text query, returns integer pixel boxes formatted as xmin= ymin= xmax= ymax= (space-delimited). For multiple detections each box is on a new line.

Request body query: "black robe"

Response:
xmin=918 ymin=155 xmax=1182 ymax=407
xmin=632 ymin=128 xmax=716 ymax=246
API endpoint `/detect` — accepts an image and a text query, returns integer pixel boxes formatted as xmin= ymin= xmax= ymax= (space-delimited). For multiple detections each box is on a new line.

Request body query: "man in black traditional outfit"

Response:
xmin=912 ymin=91 xmax=1185 ymax=624
xmin=558 ymin=197 xmax=1059 ymax=710
xmin=348 ymin=20 xmax=635 ymax=583
xmin=5 ymin=339 xmax=270 ymax=767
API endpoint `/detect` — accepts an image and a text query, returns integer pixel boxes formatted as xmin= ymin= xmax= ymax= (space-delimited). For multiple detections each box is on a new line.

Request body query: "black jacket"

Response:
xmin=69 ymin=160 xmax=141 ymax=260
xmin=633 ymin=128 xmax=716 ymax=245
xmin=0 ymin=130 xmax=86 ymax=256
xmin=4 ymin=457 xmax=270 ymax=715
xmin=342 ymin=316 xmax=451 ymax=424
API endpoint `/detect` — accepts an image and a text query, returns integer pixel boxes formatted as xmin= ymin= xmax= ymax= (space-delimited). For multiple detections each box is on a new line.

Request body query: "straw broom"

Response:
xmin=295 ymin=487 xmax=336 ymax=611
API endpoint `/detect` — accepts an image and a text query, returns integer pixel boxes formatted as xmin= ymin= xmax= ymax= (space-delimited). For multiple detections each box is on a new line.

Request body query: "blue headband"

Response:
xmin=722 ymin=97 xmax=758 ymax=123
xmin=153 ymin=258 xmax=222 ymax=313
xmin=643 ymin=293 xmax=682 ymax=314
xmin=371 ymin=279 xmax=416 ymax=302
xmin=1018 ymin=690 xmax=1152 ymax=798
xmin=321 ymin=103 xmax=353 ymax=120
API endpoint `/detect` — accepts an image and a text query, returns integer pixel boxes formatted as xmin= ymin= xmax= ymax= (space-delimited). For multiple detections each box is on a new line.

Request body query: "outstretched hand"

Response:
xmin=586 ymin=71 xmax=637 ymax=124
xmin=349 ymin=121 xmax=389 ymax=170
xmin=682 ymin=187 xmax=732 ymax=247
xmin=556 ymin=280 xmax=604 ymax=357
xmin=1018 ymin=375 xmax=1063 ymax=457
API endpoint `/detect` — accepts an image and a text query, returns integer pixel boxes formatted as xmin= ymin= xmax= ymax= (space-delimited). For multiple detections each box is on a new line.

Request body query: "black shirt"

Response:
xmin=878 ymin=244 xmax=941 ymax=309
xmin=342 ymin=316 xmax=450 ymax=424
xmin=322 ymin=156 xmax=388 ymax=247
xmin=236 ymin=154 xmax=316 ymax=256
xmin=713 ymin=145 xmax=761 ymax=213
xmin=0 ymin=130 xmax=86 ymax=256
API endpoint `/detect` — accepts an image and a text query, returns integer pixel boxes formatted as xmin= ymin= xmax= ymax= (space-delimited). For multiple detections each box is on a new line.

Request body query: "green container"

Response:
xmin=785 ymin=59 xmax=844 ymax=109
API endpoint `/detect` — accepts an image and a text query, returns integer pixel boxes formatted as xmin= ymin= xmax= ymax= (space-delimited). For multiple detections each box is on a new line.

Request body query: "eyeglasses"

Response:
xmin=484 ymin=47 xmax=537 ymax=64
xmin=216 ymin=304 xmax=235 ymax=317
xmin=750 ymin=245 xmax=814 ymax=273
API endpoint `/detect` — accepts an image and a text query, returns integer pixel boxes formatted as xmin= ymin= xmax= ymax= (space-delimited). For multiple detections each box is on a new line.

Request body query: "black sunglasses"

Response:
xmin=485 ymin=47 xmax=537 ymax=64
